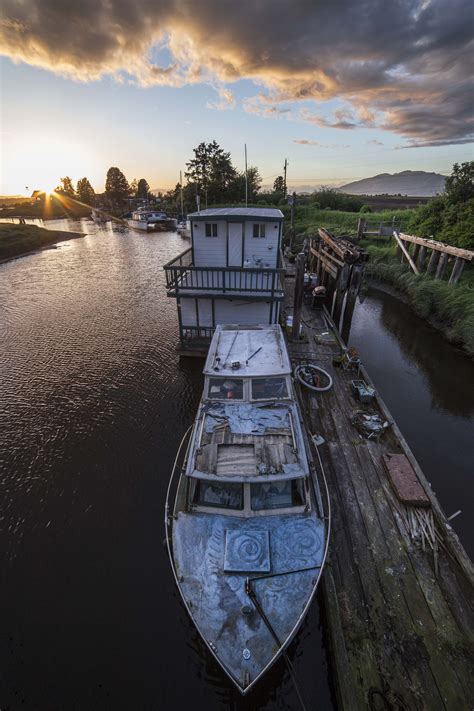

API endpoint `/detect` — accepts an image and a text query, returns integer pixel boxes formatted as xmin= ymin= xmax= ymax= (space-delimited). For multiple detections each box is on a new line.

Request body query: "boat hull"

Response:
xmin=168 ymin=496 xmax=326 ymax=694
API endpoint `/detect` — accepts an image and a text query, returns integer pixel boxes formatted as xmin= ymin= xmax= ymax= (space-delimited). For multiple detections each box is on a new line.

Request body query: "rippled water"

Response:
xmin=0 ymin=220 xmax=333 ymax=711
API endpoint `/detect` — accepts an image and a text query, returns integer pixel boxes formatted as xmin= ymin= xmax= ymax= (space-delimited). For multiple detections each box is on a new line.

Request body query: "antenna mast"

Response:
xmin=180 ymin=170 xmax=184 ymax=218
xmin=244 ymin=143 xmax=248 ymax=207
xmin=283 ymin=158 xmax=288 ymax=197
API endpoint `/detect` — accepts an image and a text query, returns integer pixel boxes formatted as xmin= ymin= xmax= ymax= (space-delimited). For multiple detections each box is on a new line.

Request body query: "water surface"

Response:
xmin=0 ymin=220 xmax=333 ymax=711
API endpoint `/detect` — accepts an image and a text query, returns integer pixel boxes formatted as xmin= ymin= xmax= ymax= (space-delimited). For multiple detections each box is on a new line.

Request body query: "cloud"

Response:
xmin=0 ymin=0 xmax=472 ymax=144
xmin=367 ymin=139 xmax=384 ymax=145
xmin=293 ymin=139 xmax=350 ymax=148
xmin=206 ymin=85 xmax=236 ymax=110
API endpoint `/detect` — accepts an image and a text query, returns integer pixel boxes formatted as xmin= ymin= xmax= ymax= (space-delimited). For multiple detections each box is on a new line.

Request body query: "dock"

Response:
xmin=283 ymin=261 xmax=474 ymax=709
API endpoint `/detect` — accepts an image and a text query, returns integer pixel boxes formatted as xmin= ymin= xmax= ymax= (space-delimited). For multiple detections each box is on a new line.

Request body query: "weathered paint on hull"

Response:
xmin=172 ymin=510 xmax=325 ymax=693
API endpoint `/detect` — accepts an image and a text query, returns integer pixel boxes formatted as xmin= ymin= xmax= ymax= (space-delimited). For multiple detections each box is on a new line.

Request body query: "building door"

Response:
xmin=227 ymin=222 xmax=244 ymax=267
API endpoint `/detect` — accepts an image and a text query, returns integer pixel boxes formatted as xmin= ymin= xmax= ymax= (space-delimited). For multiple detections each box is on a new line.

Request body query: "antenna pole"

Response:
xmin=180 ymin=170 xmax=184 ymax=219
xmin=283 ymin=158 xmax=288 ymax=197
xmin=245 ymin=144 xmax=248 ymax=207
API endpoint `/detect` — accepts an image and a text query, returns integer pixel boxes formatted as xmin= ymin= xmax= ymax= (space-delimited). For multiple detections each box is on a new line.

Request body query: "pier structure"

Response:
xmin=284 ymin=255 xmax=474 ymax=709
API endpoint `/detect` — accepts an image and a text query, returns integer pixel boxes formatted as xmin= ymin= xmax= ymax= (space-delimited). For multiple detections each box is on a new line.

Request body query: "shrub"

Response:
xmin=360 ymin=205 xmax=372 ymax=213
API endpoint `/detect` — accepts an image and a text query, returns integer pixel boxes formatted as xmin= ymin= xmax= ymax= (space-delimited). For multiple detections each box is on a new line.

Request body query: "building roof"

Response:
xmin=203 ymin=325 xmax=291 ymax=377
xmin=188 ymin=207 xmax=284 ymax=222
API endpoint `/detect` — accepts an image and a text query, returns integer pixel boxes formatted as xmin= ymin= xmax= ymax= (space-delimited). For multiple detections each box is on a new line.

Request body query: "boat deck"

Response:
xmin=283 ymin=268 xmax=474 ymax=709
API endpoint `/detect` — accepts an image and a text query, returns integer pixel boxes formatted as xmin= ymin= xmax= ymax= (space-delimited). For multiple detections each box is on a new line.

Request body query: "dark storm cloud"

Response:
xmin=1 ymin=0 xmax=472 ymax=144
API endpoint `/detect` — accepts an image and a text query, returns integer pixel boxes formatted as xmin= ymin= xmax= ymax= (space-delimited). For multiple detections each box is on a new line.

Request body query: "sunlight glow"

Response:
xmin=2 ymin=135 xmax=101 ymax=196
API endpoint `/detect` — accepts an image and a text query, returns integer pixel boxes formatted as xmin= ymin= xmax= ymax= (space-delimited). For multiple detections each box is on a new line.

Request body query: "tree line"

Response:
xmin=54 ymin=141 xmax=289 ymax=213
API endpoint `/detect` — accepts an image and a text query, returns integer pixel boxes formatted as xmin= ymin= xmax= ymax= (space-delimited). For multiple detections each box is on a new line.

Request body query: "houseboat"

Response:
xmin=163 ymin=207 xmax=285 ymax=353
xmin=127 ymin=209 xmax=177 ymax=231
xmin=165 ymin=325 xmax=330 ymax=694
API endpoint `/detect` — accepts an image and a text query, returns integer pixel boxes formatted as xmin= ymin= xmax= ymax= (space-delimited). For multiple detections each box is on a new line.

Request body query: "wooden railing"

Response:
xmin=180 ymin=326 xmax=215 ymax=343
xmin=163 ymin=248 xmax=285 ymax=298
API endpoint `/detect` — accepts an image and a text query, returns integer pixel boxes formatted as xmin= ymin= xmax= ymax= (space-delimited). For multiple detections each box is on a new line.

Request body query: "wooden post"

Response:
xmin=448 ymin=257 xmax=465 ymax=285
xmin=435 ymin=252 xmax=448 ymax=280
xmin=417 ymin=245 xmax=427 ymax=271
xmin=412 ymin=244 xmax=421 ymax=263
xmin=341 ymin=262 xmax=365 ymax=343
xmin=333 ymin=262 xmax=351 ymax=329
xmin=393 ymin=232 xmax=419 ymax=274
xmin=292 ymin=252 xmax=305 ymax=339
xmin=426 ymin=249 xmax=440 ymax=275
xmin=356 ymin=218 xmax=365 ymax=240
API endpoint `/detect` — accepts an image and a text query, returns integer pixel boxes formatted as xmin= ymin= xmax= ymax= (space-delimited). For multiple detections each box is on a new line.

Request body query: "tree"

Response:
xmin=136 ymin=178 xmax=151 ymax=200
xmin=56 ymin=176 xmax=75 ymax=198
xmin=129 ymin=178 xmax=138 ymax=197
xmin=76 ymin=177 xmax=95 ymax=205
xmin=185 ymin=141 xmax=237 ymax=206
xmin=444 ymin=161 xmax=474 ymax=204
xmin=273 ymin=176 xmax=285 ymax=193
xmin=105 ymin=167 xmax=130 ymax=205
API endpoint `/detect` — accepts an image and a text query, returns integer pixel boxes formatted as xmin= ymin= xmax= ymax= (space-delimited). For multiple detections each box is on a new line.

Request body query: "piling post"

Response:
xmin=426 ymin=249 xmax=440 ymax=275
xmin=341 ymin=262 xmax=364 ymax=343
xmin=333 ymin=262 xmax=351 ymax=329
xmin=448 ymin=257 xmax=465 ymax=285
xmin=435 ymin=252 xmax=449 ymax=280
xmin=356 ymin=218 xmax=365 ymax=240
xmin=417 ymin=246 xmax=427 ymax=271
xmin=292 ymin=252 xmax=305 ymax=340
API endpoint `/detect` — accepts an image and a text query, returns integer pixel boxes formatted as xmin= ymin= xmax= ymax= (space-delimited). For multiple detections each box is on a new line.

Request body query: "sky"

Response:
xmin=1 ymin=0 xmax=473 ymax=195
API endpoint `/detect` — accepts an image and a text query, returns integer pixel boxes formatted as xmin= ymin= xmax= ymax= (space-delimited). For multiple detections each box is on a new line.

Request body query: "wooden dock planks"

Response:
xmin=283 ymin=274 xmax=474 ymax=710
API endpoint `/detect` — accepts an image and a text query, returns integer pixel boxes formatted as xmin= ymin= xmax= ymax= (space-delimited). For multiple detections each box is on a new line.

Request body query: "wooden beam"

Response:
xmin=393 ymin=231 xmax=420 ymax=274
xmin=448 ymin=257 xmax=465 ymax=285
xmin=417 ymin=245 xmax=428 ymax=271
xmin=292 ymin=252 xmax=305 ymax=339
xmin=435 ymin=252 xmax=449 ymax=280
xmin=426 ymin=249 xmax=440 ymax=275
xmin=399 ymin=233 xmax=474 ymax=261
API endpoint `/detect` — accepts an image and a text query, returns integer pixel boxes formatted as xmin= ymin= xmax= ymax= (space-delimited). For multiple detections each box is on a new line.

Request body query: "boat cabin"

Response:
xmin=183 ymin=325 xmax=311 ymax=517
xmin=164 ymin=208 xmax=285 ymax=353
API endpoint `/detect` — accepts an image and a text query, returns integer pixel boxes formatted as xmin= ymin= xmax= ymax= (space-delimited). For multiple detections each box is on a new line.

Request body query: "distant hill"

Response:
xmin=339 ymin=171 xmax=446 ymax=197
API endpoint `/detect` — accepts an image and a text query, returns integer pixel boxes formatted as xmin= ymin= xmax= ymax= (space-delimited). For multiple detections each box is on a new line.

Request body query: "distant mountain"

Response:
xmin=339 ymin=171 xmax=446 ymax=197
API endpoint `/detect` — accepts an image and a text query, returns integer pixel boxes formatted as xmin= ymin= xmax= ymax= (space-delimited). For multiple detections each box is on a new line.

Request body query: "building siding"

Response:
xmin=193 ymin=221 xmax=227 ymax=267
xmin=243 ymin=221 xmax=279 ymax=268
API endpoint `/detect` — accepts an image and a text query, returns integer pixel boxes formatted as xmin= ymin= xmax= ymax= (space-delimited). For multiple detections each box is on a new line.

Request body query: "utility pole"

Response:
xmin=283 ymin=158 xmax=288 ymax=197
xmin=245 ymin=144 xmax=248 ymax=207
xmin=180 ymin=170 xmax=184 ymax=218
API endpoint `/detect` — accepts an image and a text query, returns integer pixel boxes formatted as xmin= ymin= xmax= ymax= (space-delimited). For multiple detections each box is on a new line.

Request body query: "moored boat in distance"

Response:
xmin=165 ymin=324 xmax=330 ymax=694
xmin=127 ymin=209 xmax=177 ymax=231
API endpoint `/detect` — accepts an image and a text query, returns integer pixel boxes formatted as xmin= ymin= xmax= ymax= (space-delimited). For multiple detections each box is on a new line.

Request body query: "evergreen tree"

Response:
xmin=136 ymin=178 xmax=151 ymax=200
xmin=185 ymin=141 xmax=236 ymax=207
xmin=105 ymin=167 xmax=130 ymax=205
xmin=56 ymin=176 xmax=75 ymax=197
xmin=76 ymin=177 xmax=95 ymax=205
xmin=273 ymin=175 xmax=285 ymax=193
xmin=444 ymin=162 xmax=474 ymax=204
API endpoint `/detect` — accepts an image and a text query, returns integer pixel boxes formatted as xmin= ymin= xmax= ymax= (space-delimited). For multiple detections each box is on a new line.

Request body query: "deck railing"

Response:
xmin=164 ymin=248 xmax=285 ymax=298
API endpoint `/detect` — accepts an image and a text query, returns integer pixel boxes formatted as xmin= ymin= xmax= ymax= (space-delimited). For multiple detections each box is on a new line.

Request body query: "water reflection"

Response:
xmin=350 ymin=287 xmax=474 ymax=556
xmin=0 ymin=222 xmax=333 ymax=710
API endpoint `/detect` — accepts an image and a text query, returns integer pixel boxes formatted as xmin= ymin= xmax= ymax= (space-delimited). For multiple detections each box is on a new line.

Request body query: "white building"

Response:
xmin=164 ymin=207 xmax=285 ymax=352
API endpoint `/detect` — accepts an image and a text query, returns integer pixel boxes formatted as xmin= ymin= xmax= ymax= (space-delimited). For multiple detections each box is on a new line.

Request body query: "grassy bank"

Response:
xmin=0 ymin=223 xmax=84 ymax=260
xmin=363 ymin=241 xmax=474 ymax=355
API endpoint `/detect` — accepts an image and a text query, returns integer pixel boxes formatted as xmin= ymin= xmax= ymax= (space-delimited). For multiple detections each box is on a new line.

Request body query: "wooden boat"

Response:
xmin=165 ymin=324 xmax=330 ymax=694
xmin=127 ymin=210 xmax=177 ymax=231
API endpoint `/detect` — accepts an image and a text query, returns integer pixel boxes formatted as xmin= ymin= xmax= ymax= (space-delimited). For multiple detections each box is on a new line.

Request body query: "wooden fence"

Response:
xmin=393 ymin=232 xmax=473 ymax=284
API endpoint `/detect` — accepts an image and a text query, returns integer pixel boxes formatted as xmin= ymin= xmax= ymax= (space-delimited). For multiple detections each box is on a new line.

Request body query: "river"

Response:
xmin=1 ymin=219 xmax=472 ymax=710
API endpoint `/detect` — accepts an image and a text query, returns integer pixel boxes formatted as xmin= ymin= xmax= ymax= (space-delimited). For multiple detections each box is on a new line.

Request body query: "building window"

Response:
xmin=205 ymin=223 xmax=218 ymax=237
xmin=253 ymin=223 xmax=266 ymax=238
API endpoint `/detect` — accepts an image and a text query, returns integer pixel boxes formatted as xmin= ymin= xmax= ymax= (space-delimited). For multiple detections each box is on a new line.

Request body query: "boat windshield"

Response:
xmin=251 ymin=377 xmax=289 ymax=400
xmin=193 ymin=480 xmax=243 ymax=510
xmin=251 ymin=479 xmax=305 ymax=511
xmin=208 ymin=377 xmax=244 ymax=400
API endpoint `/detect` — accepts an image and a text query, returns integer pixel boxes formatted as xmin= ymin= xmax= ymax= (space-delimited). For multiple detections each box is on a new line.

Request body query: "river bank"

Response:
xmin=363 ymin=252 xmax=474 ymax=356
xmin=0 ymin=223 xmax=85 ymax=261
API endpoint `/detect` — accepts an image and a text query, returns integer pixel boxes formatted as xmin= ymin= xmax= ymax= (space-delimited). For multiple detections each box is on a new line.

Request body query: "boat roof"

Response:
xmin=204 ymin=325 xmax=291 ymax=377
xmin=188 ymin=207 xmax=283 ymax=222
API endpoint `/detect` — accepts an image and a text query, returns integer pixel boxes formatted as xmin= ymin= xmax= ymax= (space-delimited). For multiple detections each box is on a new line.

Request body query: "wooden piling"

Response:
xmin=448 ymin=256 xmax=465 ymax=285
xmin=435 ymin=252 xmax=449 ymax=280
xmin=292 ymin=252 xmax=305 ymax=339
xmin=341 ymin=263 xmax=364 ymax=343
xmin=417 ymin=245 xmax=427 ymax=271
xmin=426 ymin=249 xmax=440 ymax=275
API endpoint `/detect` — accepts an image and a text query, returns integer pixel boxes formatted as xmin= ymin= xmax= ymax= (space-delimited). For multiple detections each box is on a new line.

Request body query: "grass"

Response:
xmin=364 ymin=243 xmax=474 ymax=355
xmin=0 ymin=223 xmax=83 ymax=260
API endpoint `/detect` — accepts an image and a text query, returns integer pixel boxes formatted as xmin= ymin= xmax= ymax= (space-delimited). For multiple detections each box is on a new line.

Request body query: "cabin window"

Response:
xmin=208 ymin=377 xmax=244 ymax=400
xmin=205 ymin=223 xmax=218 ymax=237
xmin=252 ymin=223 xmax=266 ymax=238
xmin=251 ymin=377 xmax=289 ymax=400
xmin=193 ymin=480 xmax=243 ymax=510
xmin=250 ymin=479 xmax=305 ymax=510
